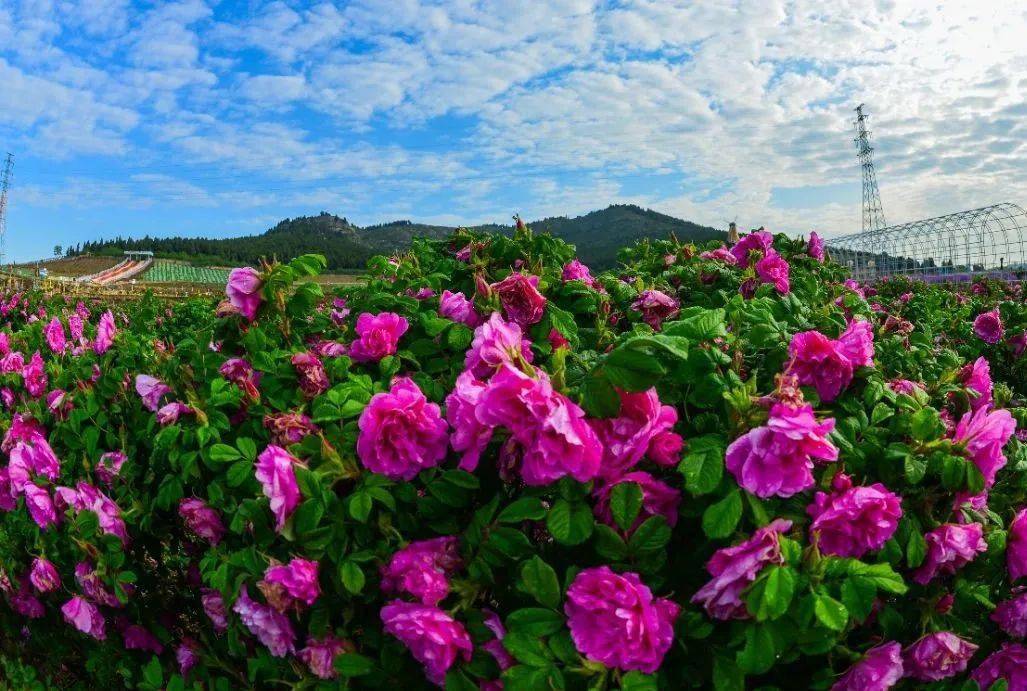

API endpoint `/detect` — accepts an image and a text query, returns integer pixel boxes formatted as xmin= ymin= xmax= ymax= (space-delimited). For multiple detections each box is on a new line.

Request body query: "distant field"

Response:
xmin=141 ymin=259 xmax=230 ymax=284
xmin=14 ymin=256 xmax=120 ymax=278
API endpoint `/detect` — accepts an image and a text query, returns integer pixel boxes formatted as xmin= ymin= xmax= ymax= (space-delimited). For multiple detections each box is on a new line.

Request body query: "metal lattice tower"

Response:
xmin=854 ymin=104 xmax=887 ymax=233
xmin=0 ymin=154 xmax=12 ymax=266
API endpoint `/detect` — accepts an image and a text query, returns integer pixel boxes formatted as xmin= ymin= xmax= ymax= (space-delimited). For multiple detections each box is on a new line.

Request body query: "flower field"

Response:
xmin=1 ymin=222 xmax=1027 ymax=690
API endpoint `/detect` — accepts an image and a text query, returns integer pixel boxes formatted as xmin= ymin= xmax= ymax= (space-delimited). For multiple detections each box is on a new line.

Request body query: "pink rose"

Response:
xmin=972 ymin=642 xmax=1027 ymax=690
xmin=262 ymin=558 xmax=320 ymax=607
xmin=808 ymin=231 xmax=825 ymax=262
xmin=730 ymin=230 xmax=773 ymax=267
xmin=135 ymin=374 xmax=171 ymax=412
xmin=991 ymin=587 xmax=1027 ymax=637
xmin=255 ymin=445 xmax=302 ymax=531
xmin=24 ymin=482 xmax=57 ymax=530
xmin=62 ymin=596 xmax=106 ymax=640
xmin=562 ymin=259 xmax=597 ymax=287
xmin=225 ymin=267 xmax=264 ymax=321
xmin=590 ymin=387 xmax=677 ymax=480
xmin=94 ymin=310 xmax=116 ymax=354
xmin=593 ymin=471 xmax=681 ymax=531
xmin=438 ymin=291 xmax=482 ymax=327
xmin=902 ymin=632 xmax=977 ymax=682
xmin=44 ymin=317 xmax=66 ymax=353
xmin=348 ymin=312 xmax=409 ymax=363
xmin=959 ymin=356 xmax=992 ymax=411
xmin=380 ymin=601 xmax=473 ymax=686
xmin=201 ymin=588 xmax=228 ymax=632
xmin=178 ymin=498 xmax=225 ymax=545
xmin=381 ymin=537 xmax=462 ymax=606
xmin=96 ymin=451 xmax=127 ymax=484
xmin=291 ymin=352 xmax=329 ymax=397
xmin=807 ymin=473 xmax=902 ymax=558
xmin=631 ymin=289 xmax=680 ymax=330
xmin=787 ymin=331 xmax=853 ymax=402
xmin=951 ymin=407 xmax=1016 ymax=487
xmin=913 ymin=523 xmax=987 ymax=584
xmin=1008 ymin=509 xmax=1027 ymax=581
xmin=830 ymin=642 xmax=903 ymax=691
xmin=464 ymin=313 xmax=533 ymax=378
xmin=692 ymin=519 xmax=792 ymax=620
xmin=725 ymin=403 xmax=837 ymax=498
xmin=157 ymin=401 xmax=193 ymax=426
xmin=357 ymin=377 xmax=449 ymax=481
xmin=233 ymin=587 xmax=296 ymax=657
xmin=445 ymin=370 xmax=493 ymax=472
xmin=23 ymin=351 xmax=47 ymax=398
xmin=755 ymin=250 xmax=790 ymax=294
xmin=299 ymin=635 xmax=351 ymax=680
xmin=565 ymin=566 xmax=679 ymax=673
xmin=29 ymin=557 xmax=61 ymax=593
xmin=974 ymin=309 xmax=1003 ymax=344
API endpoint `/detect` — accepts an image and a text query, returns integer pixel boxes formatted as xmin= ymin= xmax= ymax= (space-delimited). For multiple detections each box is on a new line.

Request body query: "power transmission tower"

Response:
xmin=0 ymin=154 xmax=12 ymax=266
xmin=854 ymin=105 xmax=886 ymax=233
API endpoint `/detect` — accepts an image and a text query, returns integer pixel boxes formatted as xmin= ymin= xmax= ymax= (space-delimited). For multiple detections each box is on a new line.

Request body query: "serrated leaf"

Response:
xmin=610 ymin=482 xmax=643 ymax=532
xmin=702 ymin=490 xmax=742 ymax=539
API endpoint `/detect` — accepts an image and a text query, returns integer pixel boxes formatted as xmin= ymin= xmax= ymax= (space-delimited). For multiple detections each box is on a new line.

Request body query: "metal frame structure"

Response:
xmin=854 ymin=105 xmax=887 ymax=233
xmin=825 ymin=203 xmax=1027 ymax=282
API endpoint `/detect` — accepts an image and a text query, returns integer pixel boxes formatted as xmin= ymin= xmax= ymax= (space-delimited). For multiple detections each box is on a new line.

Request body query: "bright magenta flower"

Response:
xmin=380 ymin=600 xmax=473 ymax=686
xmin=464 ymin=313 xmax=533 ymax=378
xmin=692 ymin=519 xmax=791 ymax=620
xmin=590 ymin=387 xmax=677 ymax=480
xmin=255 ymin=445 xmax=302 ymax=531
xmin=23 ymin=482 xmax=57 ymax=530
xmin=951 ymin=407 xmax=1016 ymax=487
xmin=95 ymin=451 xmax=126 ymax=484
xmin=23 ymin=351 xmax=48 ymax=398
xmin=808 ymin=231 xmax=825 ymax=262
xmin=349 ymin=312 xmax=409 ymax=363
xmin=201 ymin=588 xmax=228 ymax=632
xmin=44 ymin=318 xmax=66 ymax=353
xmin=974 ymin=309 xmax=1003 ymax=344
xmin=830 ymin=642 xmax=903 ymax=691
xmin=726 ymin=404 xmax=837 ymax=498
xmin=357 ymin=377 xmax=448 ymax=481
xmin=381 ymin=537 xmax=461 ymax=606
xmin=565 ymin=566 xmax=679 ymax=673
xmin=960 ymin=356 xmax=993 ymax=411
xmin=225 ymin=267 xmax=263 ymax=321
xmin=135 ymin=374 xmax=170 ymax=412
xmin=444 ymin=370 xmax=493 ymax=472
xmin=94 ymin=310 xmax=116 ymax=354
xmin=594 ymin=471 xmax=681 ymax=530
xmin=913 ymin=523 xmax=987 ymax=584
xmin=562 ymin=259 xmax=597 ymax=286
xmin=299 ymin=635 xmax=350 ymax=680
xmin=631 ymin=289 xmax=680 ymax=329
xmin=755 ymin=250 xmax=791 ymax=294
xmin=439 ymin=290 xmax=482 ymax=327
xmin=807 ymin=473 xmax=902 ymax=558
xmin=787 ymin=331 xmax=853 ymax=402
xmin=1008 ymin=509 xmax=1027 ymax=581
xmin=972 ymin=642 xmax=1027 ymax=690
xmin=836 ymin=319 xmax=875 ymax=367
xmin=991 ymin=587 xmax=1027 ymax=637
xmin=263 ymin=558 xmax=320 ymax=607
xmin=729 ymin=230 xmax=773 ymax=267
xmin=29 ymin=557 xmax=60 ymax=593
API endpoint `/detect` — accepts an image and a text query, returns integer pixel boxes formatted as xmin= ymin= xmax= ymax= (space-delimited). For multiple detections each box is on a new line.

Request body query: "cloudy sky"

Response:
xmin=1 ymin=0 xmax=1025 ymax=261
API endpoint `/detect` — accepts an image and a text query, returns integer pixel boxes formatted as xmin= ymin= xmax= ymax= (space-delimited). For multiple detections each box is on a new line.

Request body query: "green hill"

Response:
xmin=69 ymin=205 xmax=724 ymax=271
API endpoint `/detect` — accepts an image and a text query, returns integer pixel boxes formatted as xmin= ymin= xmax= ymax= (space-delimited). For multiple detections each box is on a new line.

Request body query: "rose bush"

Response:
xmin=0 ymin=224 xmax=1026 ymax=690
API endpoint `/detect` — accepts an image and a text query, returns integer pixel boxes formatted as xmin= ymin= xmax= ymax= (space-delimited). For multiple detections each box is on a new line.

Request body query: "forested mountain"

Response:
xmin=68 ymin=205 xmax=724 ymax=271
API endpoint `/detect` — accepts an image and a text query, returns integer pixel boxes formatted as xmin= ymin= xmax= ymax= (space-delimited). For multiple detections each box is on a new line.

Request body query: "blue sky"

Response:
xmin=1 ymin=0 xmax=1025 ymax=262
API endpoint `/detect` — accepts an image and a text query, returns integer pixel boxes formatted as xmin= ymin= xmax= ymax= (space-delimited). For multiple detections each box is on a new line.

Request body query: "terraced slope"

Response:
xmin=141 ymin=260 xmax=230 ymax=284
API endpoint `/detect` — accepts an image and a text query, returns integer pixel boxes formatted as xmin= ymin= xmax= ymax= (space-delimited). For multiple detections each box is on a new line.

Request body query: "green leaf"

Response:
xmin=620 ymin=671 xmax=658 ymax=691
xmin=505 ymin=608 xmax=564 ymax=636
xmin=142 ymin=656 xmax=163 ymax=687
xmin=497 ymin=497 xmax=546 ymax=524
xmin=628 ymin=516 xmax=671 ymax=553
xmin=226 ymin=459 xmax=252 ymax=488
xmin=813 ymin=593 xmax=849 ymax=631
xmin=841 ymin=577 xmax=876 ymax=622
xmin=713 ymin=656 xmax=745 ymax=691
xmin=335 ymin=653 xmax=374 ymax=677
xmin=580 ymin=373 xmax=620 ymax=418
xmin=906 ymin=530 xmax=927 ymax=568
xmin=349 ymin=492 xmax=373 ymax=522
xmin=702 ymin=490 xmax=742 ymax=539
xmin=520 ymin=556 xmax=561 ymax=609
xmin=678 ymin=435 xmax=725 ymax=495
xmin=546 ymin=499 xmax=594 ymax=546
xmin=236 ymin=437 xmax=257 ymax=462
xmin=592 ymin=524 xmax=629 ymax=560
xmin=503 ymin=631 xmax=552 ymax=667
xmin=340 ymin=561 xmax=365 ymax=594
xmin=745 ymin=565 xmax=796 ymax=621
xmin=610 ymin=482 xmax=643 ymax=532
xmin=604 ymin=346 xmax=667 ymax=391
xmin=910 ymin=407 xmax=944 ymax=441
xmin=736 ymin=624 xmax=775 ymax=674
xmin=208 ymin=443 xmax=242 ymax=463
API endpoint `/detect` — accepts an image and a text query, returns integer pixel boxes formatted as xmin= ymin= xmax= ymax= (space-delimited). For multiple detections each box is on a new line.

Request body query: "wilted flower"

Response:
xmin=23 ymin=482 xmax=57 ymax=530
xmin=219 ymin=357 xmax=260 ymax=400
xmin=10 ymin=581 xmax=45 ymax=618
xmin=62 ymin=596 xmax=106 ymax=640
xmin=380 ymin=601 xmax=473 ymax=686
xmin=726 ymin=404 xmax=837 ymax=498
xmin=176 ymin=640 xmax=199 ymax=675
xmin=291 ymin=352 xmax=329 ymax=397
xmin=902 ymin=632 xmax=977 ymax=681
xmin=263 ymin=411 xmax=318 ymax=446
xmin=201 ymin=588 xmax=228 ymax=632
xmin=29 ymin=557 xmax=60 ymax=593
xmin=830 ymin=642 xmax=903 ymax=691
xmin=74 ymin=562 xmax=119 ymax=607
xmin=299 ymin=635 xmax=351 ymax=680
xmin=255 ymin=445 xmax=302 ymax=531
xmin=225 ymin=267 xmax=264 ymax=321
xmin=974 ymin=309 xmax=1003 ymax=344
xmin=157 ymin=401 xmax=193 ymax=426
xmin=178 ymin=498 xmax=225 ymax=545
xmin=121 ymin=622 xmax=164 ymax=654
xmin=95 ymin=451 xmax=126 ymax=484
xmin=807 ymin=474 xmax=902 ymax=558
xmin=491 ymin=273 xmax=546 ymax=326
xmin=357 ymin=377 xmax=449 ymax=481
xmin=692 ymin=519 xmax=792 ymax=620
xmin=381 ymin=537 xmax=462 ymax=606
xmin=913 ymin=522 xmax=987 ymax=584
xmin=233 ymin=587 xmax=296 ymax=657
xmin=348 ymin=312 xmax=409 ymax=363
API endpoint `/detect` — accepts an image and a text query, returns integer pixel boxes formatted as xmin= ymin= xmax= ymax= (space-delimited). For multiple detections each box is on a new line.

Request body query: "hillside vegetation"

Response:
xmin=68 ymin=205 xmax=724 ymax=271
